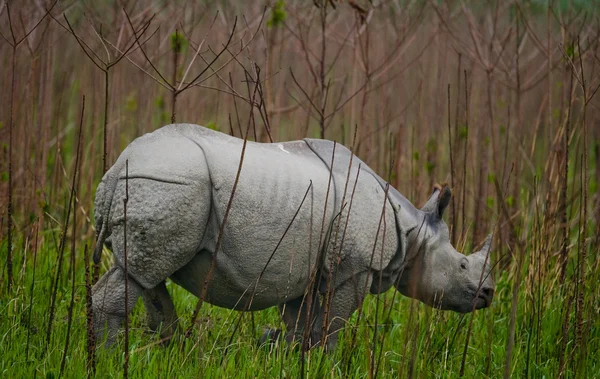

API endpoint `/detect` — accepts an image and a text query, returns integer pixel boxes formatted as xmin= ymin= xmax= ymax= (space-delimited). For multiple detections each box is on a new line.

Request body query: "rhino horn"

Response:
xmin=473 ymin=233 xmax=493 ymax=259
xmin=421 ymin=183 xmax=451 ymax=219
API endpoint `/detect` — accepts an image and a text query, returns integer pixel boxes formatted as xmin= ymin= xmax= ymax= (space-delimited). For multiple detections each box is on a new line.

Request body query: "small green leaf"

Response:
xmin=155 ymin=96 xmax=165 ymax=109
xmin=565 ymin=43 xmax=575 ymax=59
xmin=505 ymin=196 xmax=514 ymax=207
xmin=125 ymin=93 xmax=138 ymax=112
xmin=426 ymin=138 xmax=437 ymax=154
xmin=486 ymin=197 xmax=494 ymax=208
xmin=206 ymin=121 xmax=219 ymax=131
xmin=458 ymin=126 xmax=468 ymax=139
xmin=552 ymin=108 xmax=561 ymax=120
xmin=487 ymin=172 xmax=496 ymax=183
xmin=425 ymin=161 xmax=435 ymax=173
xmin=170 ymin=32 xmax=187 ymax=54
xmin=413 ymin=151 xmax=420 ymax=161
xmin=267 ymin=1 xmax=287 ymax=28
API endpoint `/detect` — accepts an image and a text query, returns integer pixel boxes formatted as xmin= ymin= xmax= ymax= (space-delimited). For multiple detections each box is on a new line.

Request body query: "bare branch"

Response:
xmin=177 ymin=12 xmax=219 ymax=91
xmin=178 ymin=16 xmax=239 ymax=93
xmin=85 ymin=14 xmax=111 ymax=63
xmin=63 ymin=14 xmax=106 ymax=72
xmin=102 ymin=34 xmax=172 ymax=91
xmin=289 ymin=68 xmax=323 ymax=116
xmin=123 ymin=7 xmax=173 ymax=90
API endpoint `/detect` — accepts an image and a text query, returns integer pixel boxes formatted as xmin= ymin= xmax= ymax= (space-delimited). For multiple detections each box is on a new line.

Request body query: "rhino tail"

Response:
xmin=93 ymin=223 xmax=108 ymax=264
xmin=93 ymin=156 xmax=127 ymax=264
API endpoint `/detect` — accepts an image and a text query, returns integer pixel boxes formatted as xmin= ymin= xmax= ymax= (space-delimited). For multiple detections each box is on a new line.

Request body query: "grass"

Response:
xmin=3 ymin=242 xmax=596 ymax=378
xmin=1 ymin=0 xmax=599 ymax=377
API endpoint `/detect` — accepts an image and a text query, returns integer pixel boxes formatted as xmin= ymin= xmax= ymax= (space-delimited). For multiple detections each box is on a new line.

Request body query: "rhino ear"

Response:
xmin=421 ymin=184 xmax=451 ymax=219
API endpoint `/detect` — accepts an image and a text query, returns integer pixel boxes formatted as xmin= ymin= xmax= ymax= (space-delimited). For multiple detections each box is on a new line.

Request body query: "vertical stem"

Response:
xmin=95 ymin=68 xmax=110 ymax=285
xmin=45 ymin=95 xmax=85 ymax=352
xmin=171 ymin=29 xmax=179 ymax=124
xmin=511 ymin=4 xmax=522 ymax=247
xmin=6 ymin=47 xmax=16 ymax=295
xmin=123 ymin=160 xmax=130 ymax=379
xmin=186 ymin=78 xmax=260 ymax=338
xmin=60 ymin=178 xmax=78 ymax=377
xmin=576 ymin=37 xmax=588 ymax=375
xmin=85 ymin=245 xmax=96 ymax=376
xmin=472 ymin=69 xmax=489 ymax=247
xmin=560 ymin=68 xmax=574 ymax=284
xmin=454 ymin=53 xmax=462 ymax=237
xmin=319 ymin=0 xmax=327 ymax=139
xmin=558 ymin=291 xmax=574 ymax=378
xmin=461 ymin=70 xmax=469 ymax=244
xmin=25 ymin=221 xmax=40 ymax=360
xmin=103 ymin=69 xmax=109 ymax=174
xmin=447 ymin=84 xmax=456 ymax=244
xmin=503 ymin=247 xmax=522 ymax=379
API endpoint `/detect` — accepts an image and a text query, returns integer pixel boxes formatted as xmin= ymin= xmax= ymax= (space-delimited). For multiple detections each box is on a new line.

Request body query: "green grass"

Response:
xmin=1 ymin=234 xmax=598 ymax=378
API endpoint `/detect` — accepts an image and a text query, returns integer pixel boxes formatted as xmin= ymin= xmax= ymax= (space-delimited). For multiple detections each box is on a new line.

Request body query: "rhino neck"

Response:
xmin=386 ymin=186 xmax=422 ymax=233
xmin=380 ymin=186 xmax=426 ymax=273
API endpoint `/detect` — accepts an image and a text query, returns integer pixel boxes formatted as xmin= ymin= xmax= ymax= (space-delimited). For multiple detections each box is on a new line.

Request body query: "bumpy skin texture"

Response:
xmin=92 ymin=123 xmax=493 ymax=349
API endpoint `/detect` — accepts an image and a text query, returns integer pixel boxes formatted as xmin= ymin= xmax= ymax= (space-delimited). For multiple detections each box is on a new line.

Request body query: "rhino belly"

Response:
xmin=170 ymin=249 xmax=314 ymax=310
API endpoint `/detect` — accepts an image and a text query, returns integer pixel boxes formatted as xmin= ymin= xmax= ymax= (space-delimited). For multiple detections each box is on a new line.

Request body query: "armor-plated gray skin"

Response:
xmin=92 ymin=124 xmax=495 ymax=349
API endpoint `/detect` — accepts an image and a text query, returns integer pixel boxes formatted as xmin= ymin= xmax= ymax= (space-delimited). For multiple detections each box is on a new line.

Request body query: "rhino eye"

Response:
xmin=460 ymin=260 xmax=467 ymax=270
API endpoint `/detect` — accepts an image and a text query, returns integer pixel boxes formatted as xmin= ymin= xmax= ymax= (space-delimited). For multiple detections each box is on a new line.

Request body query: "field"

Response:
xmin=1 ymin=0 xmax=599 ymax=377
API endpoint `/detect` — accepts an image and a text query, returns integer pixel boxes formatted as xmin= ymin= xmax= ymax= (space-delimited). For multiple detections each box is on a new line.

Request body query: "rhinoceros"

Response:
xmin=92 ymin=123 xmax=494 ymax=349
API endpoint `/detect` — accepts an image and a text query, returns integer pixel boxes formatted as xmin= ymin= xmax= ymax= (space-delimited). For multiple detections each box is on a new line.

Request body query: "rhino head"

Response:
xmin=395 ymin=185 xmax=495 ymax=313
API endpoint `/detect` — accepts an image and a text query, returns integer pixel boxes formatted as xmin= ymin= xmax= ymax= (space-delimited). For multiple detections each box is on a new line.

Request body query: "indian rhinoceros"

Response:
xmin=92 ymin=123 xmax=495 ymax=349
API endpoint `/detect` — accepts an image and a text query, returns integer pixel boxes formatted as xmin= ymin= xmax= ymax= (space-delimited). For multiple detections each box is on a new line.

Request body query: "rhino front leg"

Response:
xmin=259 ymin=290 xmax=322 ymax=348
xmin=320 ymin=271 xmax=372 ymax=351
xmin=93 ymin=265 xmax=143 ymax=347
xmin=141 ymin=280 xmax=178 ymax=343
xmin=279 ymin=292 xmax=322 ymax=347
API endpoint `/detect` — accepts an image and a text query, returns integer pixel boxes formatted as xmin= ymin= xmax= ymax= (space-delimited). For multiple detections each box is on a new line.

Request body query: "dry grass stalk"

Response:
xmin=84 ymin=244 xmax=96 ymax=377
xmin=122 ymin=159 xmax=129 ymax=378
xmin=45 ymin=94 xmax=84 ymax=352
xmin=60 ymin=95 xmax=84 ymax=377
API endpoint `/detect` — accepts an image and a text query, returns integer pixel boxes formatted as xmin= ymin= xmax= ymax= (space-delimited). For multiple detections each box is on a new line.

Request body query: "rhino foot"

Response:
xmin=258 ymin=328 xmax=283 ymax=347
xmin=92 ymin=265 xmax=143 ymax=347
xmin=141 ymin=281 xmax=179 ymax=345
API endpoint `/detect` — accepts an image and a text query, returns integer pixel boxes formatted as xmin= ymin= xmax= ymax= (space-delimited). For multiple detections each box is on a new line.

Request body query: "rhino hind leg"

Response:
xmin=92 ymin=265 xmax=143 ymax=347
xmin=141 ymin=280 xmax=178 ymax=343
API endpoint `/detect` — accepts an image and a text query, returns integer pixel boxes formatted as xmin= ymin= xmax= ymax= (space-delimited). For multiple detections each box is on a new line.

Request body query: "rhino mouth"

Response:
xmin=474 ymin=295 xmax=488 ymax=309
xmin=467 ymin=288 xmax=493 ymax=310
xmin=475 ymin=291 xmax=494 ymax=308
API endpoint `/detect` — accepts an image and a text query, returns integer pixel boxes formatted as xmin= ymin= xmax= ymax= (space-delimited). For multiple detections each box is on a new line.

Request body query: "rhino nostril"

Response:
xmin=482 ymin=287 xmax=494 ymax=299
